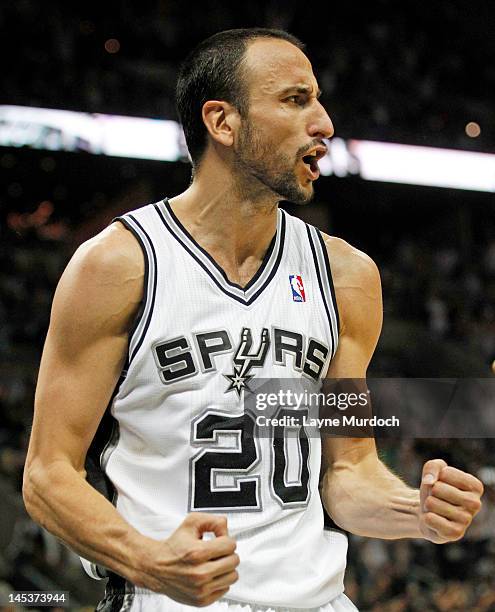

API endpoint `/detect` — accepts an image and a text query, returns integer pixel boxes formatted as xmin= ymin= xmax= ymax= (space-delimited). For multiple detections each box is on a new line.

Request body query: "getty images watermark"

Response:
xmin=243 ymin=378 xmax=495 ymax=438
xmin=254 ymin=387 xmax=399 ymax=430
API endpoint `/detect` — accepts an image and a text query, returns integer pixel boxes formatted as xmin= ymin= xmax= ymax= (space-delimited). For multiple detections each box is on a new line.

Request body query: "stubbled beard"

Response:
xmin=234 ymin=120 xmax=313 ymax=205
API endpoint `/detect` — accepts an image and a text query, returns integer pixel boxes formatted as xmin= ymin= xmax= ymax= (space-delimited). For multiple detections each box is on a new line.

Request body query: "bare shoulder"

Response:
xmin=52 ymin=221 xmax=145 ymax=339
xmin=31 ymin=222 xmax=145 ymax=470
xmin=70 ymin=220 xmax=144 ymax=282
xmin=320 ymin=233 xmax=382 ymax=339
xmin=321 ymin=233 xmax=381 ymax=300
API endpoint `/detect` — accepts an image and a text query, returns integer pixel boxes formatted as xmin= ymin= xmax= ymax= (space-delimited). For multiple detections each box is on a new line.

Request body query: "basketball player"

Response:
xmin=23 ymin=29 xmax=483 ymax=611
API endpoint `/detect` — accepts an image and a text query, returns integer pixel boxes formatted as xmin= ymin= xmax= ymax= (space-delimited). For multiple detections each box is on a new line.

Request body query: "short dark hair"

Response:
xmin=176 ymin=28 xmax=305 ymax=168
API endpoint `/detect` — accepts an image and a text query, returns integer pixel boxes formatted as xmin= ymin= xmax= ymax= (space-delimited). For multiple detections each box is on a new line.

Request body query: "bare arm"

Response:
xmin=23 ymin=222 xmax=239 ymax=606
xmin=320 ymin=236 xmax=483 ymax=542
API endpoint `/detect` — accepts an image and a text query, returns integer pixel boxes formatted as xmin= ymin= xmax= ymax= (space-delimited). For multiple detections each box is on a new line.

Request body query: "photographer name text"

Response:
xmin=255 ymin=415 xmax=400 ymax=428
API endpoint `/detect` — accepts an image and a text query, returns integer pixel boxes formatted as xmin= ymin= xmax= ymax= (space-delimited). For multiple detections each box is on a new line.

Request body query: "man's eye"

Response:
xmin=287 ymin=95 xmax=306 ymax=105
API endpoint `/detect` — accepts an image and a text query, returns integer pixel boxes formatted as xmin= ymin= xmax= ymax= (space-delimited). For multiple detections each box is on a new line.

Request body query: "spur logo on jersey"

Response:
xmin=289 ymin=275 xmax=306 ymax=302
xmin=153 ymin=327 xmax=330 ymax=395
xmin=224 ymin=328 xmax=270 ymax=396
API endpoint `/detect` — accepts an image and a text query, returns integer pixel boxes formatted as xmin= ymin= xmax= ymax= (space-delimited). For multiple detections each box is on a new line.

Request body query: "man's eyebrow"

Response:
xmin=280 ymin=85 xmax=323 ymax=98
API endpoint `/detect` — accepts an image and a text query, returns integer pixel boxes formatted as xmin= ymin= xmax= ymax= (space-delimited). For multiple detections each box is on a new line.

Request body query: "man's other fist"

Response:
xmin=419 ymin=459 xmax=484 ymax=544
xmin=136 ymin=512 xmax=240 ymax=607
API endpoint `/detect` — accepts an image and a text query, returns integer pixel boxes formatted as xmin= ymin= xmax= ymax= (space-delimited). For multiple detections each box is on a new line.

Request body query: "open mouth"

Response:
xmin=300 ymin=145 xmax=326 ymax=181
xmin=301 ymin=153 xmax=321 ymax=180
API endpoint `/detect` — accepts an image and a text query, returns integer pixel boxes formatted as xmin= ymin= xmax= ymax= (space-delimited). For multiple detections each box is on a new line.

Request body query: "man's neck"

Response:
xmin=168 ymin=158 xmax=280 ymax=286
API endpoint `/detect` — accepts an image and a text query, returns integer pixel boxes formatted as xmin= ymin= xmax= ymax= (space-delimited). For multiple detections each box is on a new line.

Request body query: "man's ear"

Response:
xmin=201 ymin=100 xmax=240 ymax=149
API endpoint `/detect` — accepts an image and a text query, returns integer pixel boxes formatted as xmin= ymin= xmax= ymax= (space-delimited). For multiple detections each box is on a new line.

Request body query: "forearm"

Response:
xmin=23 ymin=459 xmax=154 ymax=585
xmin=321 ymin=452 xmax=422 ymax=539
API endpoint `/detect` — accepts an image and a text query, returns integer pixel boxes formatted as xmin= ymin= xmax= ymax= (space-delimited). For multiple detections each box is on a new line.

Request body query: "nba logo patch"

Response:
xmin=289 ymin=275 xmax=306 ymax=302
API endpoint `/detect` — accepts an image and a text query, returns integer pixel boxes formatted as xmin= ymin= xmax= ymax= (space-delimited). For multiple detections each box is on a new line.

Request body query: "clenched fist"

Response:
xmin=419 ymin=459 xmax=484 ymax=544
xmin=134 ymin=513 xmax=239 ymax=607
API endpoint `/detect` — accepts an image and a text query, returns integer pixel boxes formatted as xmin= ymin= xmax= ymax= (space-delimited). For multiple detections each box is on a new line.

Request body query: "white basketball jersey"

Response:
xmin=83 ymin=199 xmax=347 ymax=608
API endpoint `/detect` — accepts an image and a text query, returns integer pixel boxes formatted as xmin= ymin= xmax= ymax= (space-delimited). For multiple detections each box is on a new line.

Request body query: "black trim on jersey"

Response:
xmin=96 ymin=573 xmax=136 ymax=611
xmin=106 ymin=572 xmax=127 ymax=592
xmin=112 ymin=218 xmax=146 ymax=363
xmin=247 ymin=223 xmax=285 ymax=303
xmin=96 ymin=574 xmax=135 ymax=611
xmin=306 ymin=225 xmax=336 ymax=356
xmin=315 ymin=229 xmax=340 ymax=336
xmin=95 ymin=592 xmax=126 ymax=612
xmin=153 ymin=202 xmax=286 ymax=306
xmin=114 ymin=215 xmax=158 ymax=366
xmin=85 ymin=377 xmax=123 ymax=503
xmin=85 ymin=374 xmax=125 ymax=582
xmin=164 ymin=198 xmax=277 ymax=292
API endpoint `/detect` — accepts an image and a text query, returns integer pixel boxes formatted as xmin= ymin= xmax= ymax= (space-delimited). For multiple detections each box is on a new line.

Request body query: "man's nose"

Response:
xmin=308 ymin=101 xmax=334 ymax=139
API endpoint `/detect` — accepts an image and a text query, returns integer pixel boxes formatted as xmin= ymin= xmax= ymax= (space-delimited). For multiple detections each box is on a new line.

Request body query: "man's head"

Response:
xmin=176 ymin=28 xmax=334 ymax=204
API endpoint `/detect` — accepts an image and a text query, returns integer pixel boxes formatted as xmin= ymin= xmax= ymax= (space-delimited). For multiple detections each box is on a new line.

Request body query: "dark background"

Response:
xmin=1 ymin=1 xmax=494 ymax=610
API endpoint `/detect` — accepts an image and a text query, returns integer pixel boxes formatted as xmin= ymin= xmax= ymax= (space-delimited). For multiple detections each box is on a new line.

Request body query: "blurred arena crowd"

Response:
xmin=1 ymin=0 xmax=494 ymax=151
xmin=1 ymin=0 xmax=494 ymax=610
